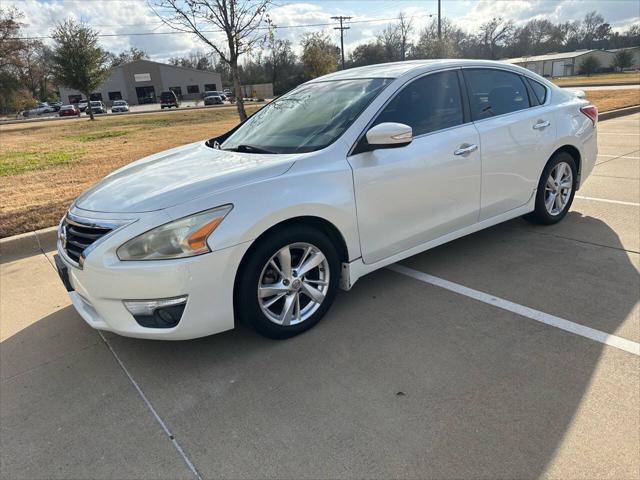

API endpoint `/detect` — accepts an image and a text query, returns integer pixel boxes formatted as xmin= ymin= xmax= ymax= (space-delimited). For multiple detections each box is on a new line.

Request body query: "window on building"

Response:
xmin=463 ymin=69 xmax=531 ymax=120
xmin=108 ymin=91 xmax=122 ymax=101
xmin=169 ymin=86 xmax=182 ymax=97
xmin=373 ymin=70 xmax=464 ymax=137
xmin=89 ymin=92 xmax=103 ymax=101
xmin=187 ymin=85 xmax=199 ymax=94
xmin=68 ymin=95 xmax=82 ymax=104
xmin=204 ymin=83 xmax=217 ymax=91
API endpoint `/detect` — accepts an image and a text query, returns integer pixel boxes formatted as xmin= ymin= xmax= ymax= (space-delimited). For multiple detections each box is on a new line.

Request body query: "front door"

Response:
xmin=135 ymin=86 xmax=156 ymax=104
xmin=348 ymin=70 xmax=481 ymax=264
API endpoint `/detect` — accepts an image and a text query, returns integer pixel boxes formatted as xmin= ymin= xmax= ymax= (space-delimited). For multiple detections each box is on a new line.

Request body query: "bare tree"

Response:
xmin=151 ymin=0 xmax=272 ymax=121
xmin=397 ymin=13 xmax=414 ymax=61
xmin=479 ymin=17 xmax=514 ymax=59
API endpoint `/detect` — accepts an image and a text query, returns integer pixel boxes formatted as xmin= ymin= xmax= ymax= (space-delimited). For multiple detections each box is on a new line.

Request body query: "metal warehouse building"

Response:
xmin=58 ymin=59 xmax=223 ymax=106
xmin=502 ymin=49 xmax=615 ymax=77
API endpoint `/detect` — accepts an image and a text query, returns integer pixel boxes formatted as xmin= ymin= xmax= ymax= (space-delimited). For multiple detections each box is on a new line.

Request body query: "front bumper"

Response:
xmin=56 ymin=219 xmax=251 ymax=340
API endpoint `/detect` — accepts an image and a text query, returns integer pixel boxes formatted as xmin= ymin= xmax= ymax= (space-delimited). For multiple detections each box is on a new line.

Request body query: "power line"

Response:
xmin=331 ymin=16 xmax=351 ymax=70
xmin=9 ymin=13 xmax=435 ymax=41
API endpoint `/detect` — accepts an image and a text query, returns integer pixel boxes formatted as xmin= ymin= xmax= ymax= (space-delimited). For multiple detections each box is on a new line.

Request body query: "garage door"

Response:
xmin=552 ymin=61 xmax=565 ymax=77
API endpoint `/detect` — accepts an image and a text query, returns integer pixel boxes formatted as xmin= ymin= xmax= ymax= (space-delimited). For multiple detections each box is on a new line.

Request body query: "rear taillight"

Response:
xmin=580 ymin=105 xmax=598 ymax=127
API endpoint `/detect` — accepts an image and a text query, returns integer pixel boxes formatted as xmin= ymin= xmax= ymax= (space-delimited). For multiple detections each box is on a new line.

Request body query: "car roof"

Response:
xmin=307 ymin=59 xmax=540 ymax=82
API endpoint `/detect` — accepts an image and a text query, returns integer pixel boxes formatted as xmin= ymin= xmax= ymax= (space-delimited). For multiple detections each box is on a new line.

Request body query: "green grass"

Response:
xmin=71 ymin=130 xmax=130 ymax=142
xmin=0 ymin=150 xmax=77 ymax=176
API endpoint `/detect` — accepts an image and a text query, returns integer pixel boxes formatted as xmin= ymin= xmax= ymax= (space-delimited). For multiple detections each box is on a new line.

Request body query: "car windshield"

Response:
xmin=205 ymin=91 xmax=218 ymax=96
xmin=90 ymin=101 xmax=100 ymax=106
xmin=114 ymin=101 xmax=126 ymax=105
xmin=221 ymin=78 xmax=391 ymax=154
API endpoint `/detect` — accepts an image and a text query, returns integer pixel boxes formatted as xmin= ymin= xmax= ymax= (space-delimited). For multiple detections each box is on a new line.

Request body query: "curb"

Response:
xmin=0 ymin=226 xmax=58 ymax=262
xmin=598 ymin=105 xmax=640 ymax=121
xmin=1 ymin=104 xmax=638 ymax=261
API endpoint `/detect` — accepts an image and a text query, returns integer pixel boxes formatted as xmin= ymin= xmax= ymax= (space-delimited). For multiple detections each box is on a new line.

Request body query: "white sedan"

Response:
xmin=55 ymin=59 xmax=598 ymax=340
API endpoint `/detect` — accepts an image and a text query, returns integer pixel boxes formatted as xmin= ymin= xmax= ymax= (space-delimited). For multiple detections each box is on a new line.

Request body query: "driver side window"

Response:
xmin=373 ymin=70 xmax=464 ymax=137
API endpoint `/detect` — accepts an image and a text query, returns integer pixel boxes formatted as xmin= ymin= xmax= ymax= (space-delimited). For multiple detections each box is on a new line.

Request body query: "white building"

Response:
xmin=502 ymin=49 xmax=615 ymax=77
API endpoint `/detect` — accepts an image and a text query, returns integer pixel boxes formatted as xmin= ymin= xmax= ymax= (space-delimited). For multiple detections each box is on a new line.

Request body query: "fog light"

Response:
xmin=123 ymin=296 xmax=188 ymax=329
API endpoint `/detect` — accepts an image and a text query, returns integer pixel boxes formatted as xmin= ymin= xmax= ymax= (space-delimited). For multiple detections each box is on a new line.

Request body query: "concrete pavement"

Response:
xmin=1 ymin=114 xmax=638 ymax=479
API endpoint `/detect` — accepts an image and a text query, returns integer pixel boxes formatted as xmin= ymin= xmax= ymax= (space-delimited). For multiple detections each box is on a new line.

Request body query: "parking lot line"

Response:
xmin=575 ymin=196 xmax=640 ymax=207
xmin=597 ymin=154 xmax=640 ymax=160
xmin=388 ymin=264 xmax=640 ymax=356
xmin=98 ymin=331 xmax=203 ymax=480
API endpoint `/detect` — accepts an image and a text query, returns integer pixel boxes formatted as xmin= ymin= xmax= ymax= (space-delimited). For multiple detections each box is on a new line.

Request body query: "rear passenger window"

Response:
xmin=373 ymin=70 xmax=464 ymax=136
xmin=463 ymin=69 xmax=531 ymax=120
xmin=527 ymin=78 xmax=547 ymax=104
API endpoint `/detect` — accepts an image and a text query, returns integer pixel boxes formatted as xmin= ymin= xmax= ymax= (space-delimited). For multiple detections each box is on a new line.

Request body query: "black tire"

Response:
xmin=525 ymin=152 xmax=577 ymax=225
xmin=235 ymin=225 xmax=340 ymax=339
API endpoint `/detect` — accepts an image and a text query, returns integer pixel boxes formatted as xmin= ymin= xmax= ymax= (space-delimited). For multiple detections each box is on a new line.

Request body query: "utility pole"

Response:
xmin=437 ymin=0 xmax=442 ymax=40
xmin=332 ymin=15 xmax=351 ymax=69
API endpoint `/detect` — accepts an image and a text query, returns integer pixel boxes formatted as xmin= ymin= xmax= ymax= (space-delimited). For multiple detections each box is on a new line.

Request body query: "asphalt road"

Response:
xmin=1 ymin=114 xmax=639 ymax=480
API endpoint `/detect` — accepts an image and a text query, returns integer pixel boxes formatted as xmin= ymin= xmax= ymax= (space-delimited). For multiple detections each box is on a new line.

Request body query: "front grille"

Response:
xmin=61 ymin=216 xmax=112 ymax=264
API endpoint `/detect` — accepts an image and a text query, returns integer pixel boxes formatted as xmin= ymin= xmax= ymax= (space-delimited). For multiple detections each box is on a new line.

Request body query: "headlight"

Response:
xmin=117 ymin=205 xmax=232 ymax=261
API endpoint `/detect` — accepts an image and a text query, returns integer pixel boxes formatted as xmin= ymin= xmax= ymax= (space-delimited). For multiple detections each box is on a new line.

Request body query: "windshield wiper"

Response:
xmin=223 ymin=144 xmax=277 ymax=154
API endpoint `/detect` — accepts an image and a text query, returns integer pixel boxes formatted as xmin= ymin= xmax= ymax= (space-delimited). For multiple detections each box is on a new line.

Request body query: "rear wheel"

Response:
xmin=525 ymin=152 xmax=577 ymax=224
xmin=235 ymin=226 xmax=340 ymax=339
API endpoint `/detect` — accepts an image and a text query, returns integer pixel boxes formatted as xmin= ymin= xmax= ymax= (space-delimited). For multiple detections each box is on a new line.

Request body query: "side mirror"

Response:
xmin=365 ymin=122 xmax=413 ymax=149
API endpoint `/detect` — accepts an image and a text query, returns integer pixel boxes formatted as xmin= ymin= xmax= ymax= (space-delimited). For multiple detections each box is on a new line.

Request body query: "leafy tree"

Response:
xmin=579 ymin=56 xmax=601 ymax=76
xmin=152 ymin=0 xmax=273 ymax=121
xmin=51 ymin=20 xmax=110 ymax=120
xmin=613 ymin=49 xmax=633 ymax=71
xmin=350 ymin=41 xmax=387 ymax=67
xmin=412 ymin=17 xmax=463 ymax=59
xmin=301 ymin=32 xmax=339 ymax=79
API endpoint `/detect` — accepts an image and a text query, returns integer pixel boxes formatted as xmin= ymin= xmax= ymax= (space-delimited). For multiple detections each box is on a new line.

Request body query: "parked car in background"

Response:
xmin=77 ymin=100 xmax=88 ymax=112
xmin=160 ymin=90 xmax=179 ymax=109
xmin=49 ymin=101 xmax=63 ymax=111
xmin=58 ymin=105 xmax=81 ymax=117
xmin=35 ymin=102 xmax=54 ymax=114
xmin=203 ymin=91 xmax=223 ymax=105
xmin=54 ymin=59 xmax=597 ymax=341
xmin=88 ymin=101 xmax=107 ymax=114
xmin=111 ymin=100 xmax=129 ymax=113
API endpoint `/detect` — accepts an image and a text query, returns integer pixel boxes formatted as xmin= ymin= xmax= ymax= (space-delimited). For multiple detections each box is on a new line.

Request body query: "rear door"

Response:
xmin=348 ymin=69 xmax=481 ymax=264
xmin=462 ymin=68 xmax=556 ymax=220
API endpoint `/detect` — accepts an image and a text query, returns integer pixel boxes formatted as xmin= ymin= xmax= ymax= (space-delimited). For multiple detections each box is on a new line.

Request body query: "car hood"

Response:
xmin=74 ymin=141 xmax=297 ymax=213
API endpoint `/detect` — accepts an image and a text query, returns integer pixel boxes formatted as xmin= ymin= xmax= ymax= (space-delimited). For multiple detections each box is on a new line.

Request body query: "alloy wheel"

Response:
xmin=257 ymin=242 xmax=330 ymax=326
xmin=544 ymin=161 xmax=573 ymax=216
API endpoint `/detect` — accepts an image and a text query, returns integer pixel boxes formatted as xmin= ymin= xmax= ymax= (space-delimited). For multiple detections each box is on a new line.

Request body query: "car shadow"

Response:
xmin=1 ymin=211 xmax=638 ymax=478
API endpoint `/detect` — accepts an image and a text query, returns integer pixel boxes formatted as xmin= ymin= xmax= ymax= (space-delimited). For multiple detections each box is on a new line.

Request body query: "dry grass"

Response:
xmin=585 ymin=88 xmax=640 ymax=112
xmin=0 ymin=106 xmax=259 ymax=238
xmin=553 ymin=72 xmax=640 ymax=86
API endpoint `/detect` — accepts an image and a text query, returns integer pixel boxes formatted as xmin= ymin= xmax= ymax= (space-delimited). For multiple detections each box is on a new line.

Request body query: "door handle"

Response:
xmin=533 ymin=120 xmax=550 ymax=130
xmin=454 ymin=144 xmax=478 ymax=155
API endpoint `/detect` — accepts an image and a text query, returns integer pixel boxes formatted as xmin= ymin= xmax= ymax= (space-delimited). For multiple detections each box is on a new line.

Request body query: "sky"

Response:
xmin=7 ymin=0 xmax=640 ymax=62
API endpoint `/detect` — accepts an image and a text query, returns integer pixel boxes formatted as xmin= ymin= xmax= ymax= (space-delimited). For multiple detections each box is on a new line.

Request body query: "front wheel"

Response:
xmin=525 ymin=152 xmax=577 ymax=225
xmin=235 ymin=226 xmax=340 ymax=339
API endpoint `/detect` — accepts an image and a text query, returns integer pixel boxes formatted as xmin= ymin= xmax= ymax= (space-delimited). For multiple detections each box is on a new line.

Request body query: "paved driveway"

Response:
xmin=1 ymin=114 xmax=638 ymax=479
